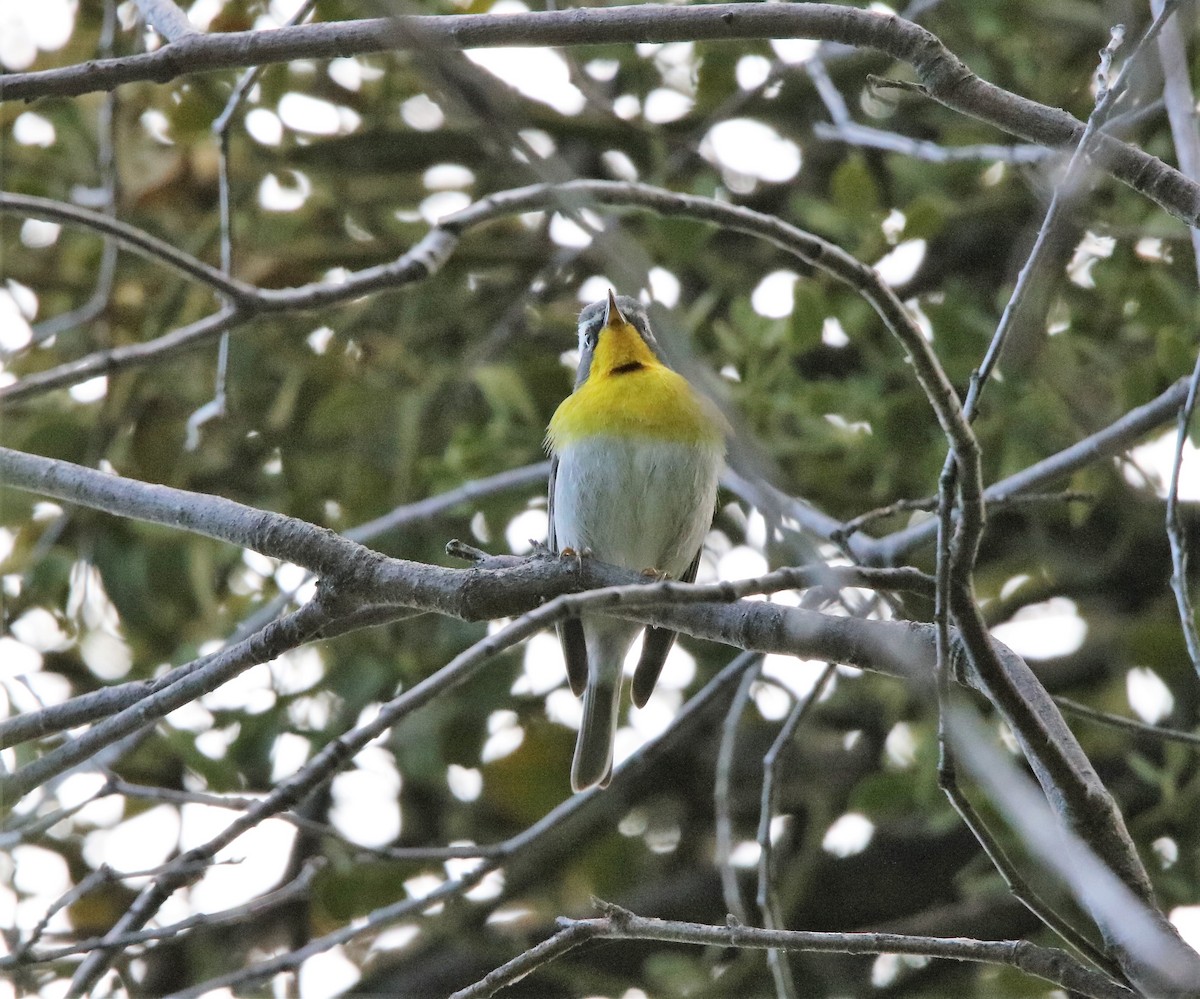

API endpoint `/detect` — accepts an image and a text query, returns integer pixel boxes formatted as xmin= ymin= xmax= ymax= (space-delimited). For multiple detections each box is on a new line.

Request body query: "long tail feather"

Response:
xmin=571 ymin=680 xmax=619 ymax=791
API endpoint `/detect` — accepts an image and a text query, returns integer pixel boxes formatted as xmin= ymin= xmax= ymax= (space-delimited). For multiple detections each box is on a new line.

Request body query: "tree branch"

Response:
xmin=134 ymin=0 xmax=196 ymax=42
xmin=0 ymin=178 xmax=943 ymax=413
xmin=863 ymin=375 xmax=1193 ymax=563
xmin=1 ymin=5 xmax=1197 ymax=223
xmin=0 ymin=599 xmax=335 ymax=802
xmin=946 ymin=704 xmax=1200 ymax=996
xmin=0 ymin=206 xmax=457 ymax=402
xmin=0 ymin=193 xmax=257 ymax=303
xmin=0 ymin=444 xmax=376 ymax=582
xmin=454 ymin=905 xmax=1135 ymax=999
xmin=1055 ymin=696 xmax=1200 ymax=747
xmin=126 ymin=644 xmax=770 ymax=998
xmin=4 ymin=858 xmax=321 ymax=969
xmin=1151 ymin=0 xmax=1200 ymax=679
xmin=0 ymin=442 xmax=1175 ymax=987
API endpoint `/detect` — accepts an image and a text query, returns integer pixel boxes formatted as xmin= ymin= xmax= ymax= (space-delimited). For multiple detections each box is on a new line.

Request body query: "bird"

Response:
xmin=545 ymin=291 xmax=728 ymax=791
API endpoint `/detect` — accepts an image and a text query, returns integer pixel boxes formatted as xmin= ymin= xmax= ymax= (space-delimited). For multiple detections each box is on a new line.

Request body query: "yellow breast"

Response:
xmin=546 ymin=324 xmax=727 ymax=451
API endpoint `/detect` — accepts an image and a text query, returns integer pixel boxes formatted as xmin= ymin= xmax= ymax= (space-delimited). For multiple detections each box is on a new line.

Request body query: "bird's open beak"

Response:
xmin=604 ymin=289 xmax=626 ymax=329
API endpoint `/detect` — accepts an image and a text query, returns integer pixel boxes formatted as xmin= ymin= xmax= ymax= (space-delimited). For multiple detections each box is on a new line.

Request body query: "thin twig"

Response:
xmin=185 ymin=0 xmax=318 ymax=450
xmin=1055 ymin=696 xmax=1200 ymax=747
xmin=755 ymin=664 xmax=836 ymax=999
xmin=714 ymin=654 xmax=763 ymax=925
xmin=813 ymin=121 xmax=1049 ymax=164
xmin=1152 ymin=0 xmax=1200 ymax=677
xmin=161 ymin=651 xmax=763 ymax=998
xmin=20 ymin=1 xmax=120 ymax=353
xmin=932 ymin=9 xmax=1163 ymax=658
xmin=345 ymin=461 xmax=551 ymax=543
xmin=107 ymin=777 xmax=505 ymax=859
xmin=865 ymin=376 xmax=1191 ymax=563
xmin=6 ymin=859 xmax=323 ymax=969
xmin=446 ymin=921 xmax=600 ymax=999
xmin=834 ymin=490 xmax=1094 ymax=542
xmin=0 ymin=194 xmax=256 ymax=303
xmin=938 ymin=766 xmax=1123 ymax=979
xmin=969 ymin=19 xmax=1159 ymax=411
xmin=11 ymin=866 xmax=115 ymax=960
xmin=526 ymin=907 xmax=1137 ymax=999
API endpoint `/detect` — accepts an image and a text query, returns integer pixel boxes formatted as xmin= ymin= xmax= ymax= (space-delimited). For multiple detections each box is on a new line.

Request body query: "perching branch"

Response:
xmin=0 ymin=446 xmax=1151 ymax=838
xmin=0 ymin=477 xmax=931 ymax=800
xmin=0 ymin=439 xmax=1177 ymax=993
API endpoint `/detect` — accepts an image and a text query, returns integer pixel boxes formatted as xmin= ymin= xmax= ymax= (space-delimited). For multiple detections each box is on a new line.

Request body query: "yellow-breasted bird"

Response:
xmin=546 ymin=291 xmax=728 ymax=791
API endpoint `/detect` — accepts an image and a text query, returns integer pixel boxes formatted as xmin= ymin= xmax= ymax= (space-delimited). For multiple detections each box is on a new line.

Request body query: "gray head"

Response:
xmin=573 ymin=291 xmax=666 ymax=388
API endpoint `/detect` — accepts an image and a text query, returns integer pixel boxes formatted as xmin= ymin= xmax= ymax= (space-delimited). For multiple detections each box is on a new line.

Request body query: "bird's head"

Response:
xmin=574 ymin=290 xmax=666 ymax=387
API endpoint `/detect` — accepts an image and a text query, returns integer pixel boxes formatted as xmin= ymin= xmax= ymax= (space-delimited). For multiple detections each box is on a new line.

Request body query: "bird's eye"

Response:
xmin=582 ymin=330 xmax=597 ymax=350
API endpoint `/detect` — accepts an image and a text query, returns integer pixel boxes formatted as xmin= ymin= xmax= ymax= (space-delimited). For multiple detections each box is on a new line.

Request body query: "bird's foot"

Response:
xmin=560 ymin=546 xmax=592 ymax=571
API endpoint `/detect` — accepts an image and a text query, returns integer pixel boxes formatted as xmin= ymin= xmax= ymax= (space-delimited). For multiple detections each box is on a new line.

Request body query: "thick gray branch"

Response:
xmin=0 ymin=445 xmax=375 ymax=583
xmin=1 ymin=5 xmax=1197 ymax=224
xmin=0 ymin=444 xmax=1170 ymax=979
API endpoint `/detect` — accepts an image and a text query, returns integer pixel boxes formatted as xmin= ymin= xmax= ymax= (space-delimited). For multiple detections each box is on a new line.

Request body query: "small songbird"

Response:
xmin=546 ymin=291 xmax=728 ymax=791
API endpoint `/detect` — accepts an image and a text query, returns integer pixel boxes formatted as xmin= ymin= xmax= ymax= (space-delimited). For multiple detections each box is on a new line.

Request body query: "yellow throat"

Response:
xmin=546 ymin=313 xmax=727 ymax=450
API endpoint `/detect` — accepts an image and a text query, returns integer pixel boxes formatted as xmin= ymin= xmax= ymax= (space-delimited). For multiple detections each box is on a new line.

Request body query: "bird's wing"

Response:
xmin=547 ymin=453 xmax=558 ymax=551
xmin=549 ymin=455 xmax=589 ymax=697
xmin=630 ymin=548 xmax=701 ymax=708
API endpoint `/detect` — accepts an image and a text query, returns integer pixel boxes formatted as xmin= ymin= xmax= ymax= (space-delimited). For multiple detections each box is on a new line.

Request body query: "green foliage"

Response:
xmin=4 ymin=1 xmax=1200 ymax=997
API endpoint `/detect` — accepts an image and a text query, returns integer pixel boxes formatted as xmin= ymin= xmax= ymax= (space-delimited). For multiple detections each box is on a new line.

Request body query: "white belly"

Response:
xmin=552 ymin=435 xmax=723 ymax=576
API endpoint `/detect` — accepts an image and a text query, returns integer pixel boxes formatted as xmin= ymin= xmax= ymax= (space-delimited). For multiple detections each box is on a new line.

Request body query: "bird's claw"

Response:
xmin=560 ymin=546 xmax=591 ymax=572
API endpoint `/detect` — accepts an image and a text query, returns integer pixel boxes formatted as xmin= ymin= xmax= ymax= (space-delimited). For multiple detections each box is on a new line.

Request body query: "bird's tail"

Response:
xmin=571 ymin=677 xmax=620 ymax=792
